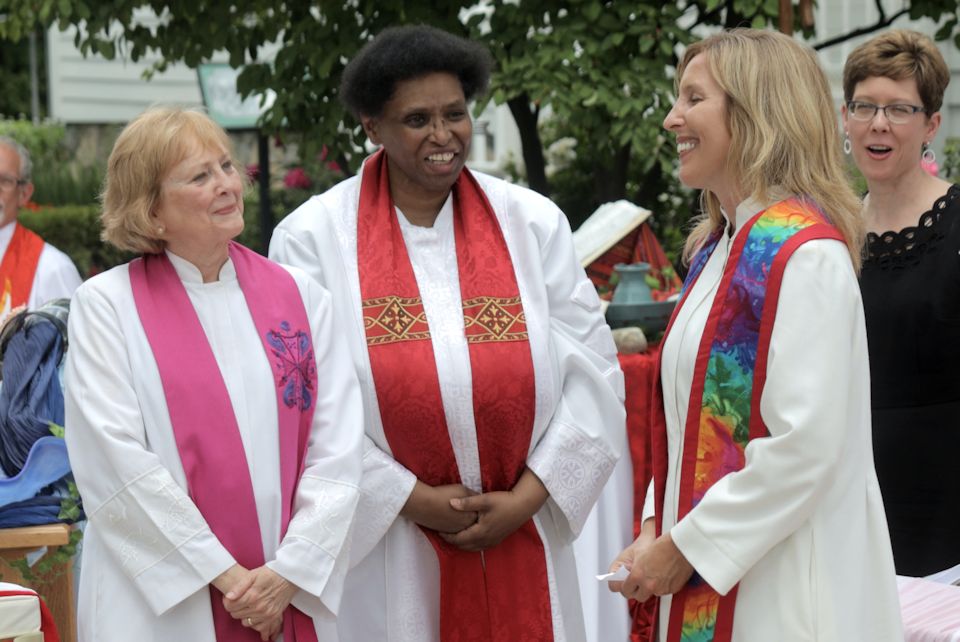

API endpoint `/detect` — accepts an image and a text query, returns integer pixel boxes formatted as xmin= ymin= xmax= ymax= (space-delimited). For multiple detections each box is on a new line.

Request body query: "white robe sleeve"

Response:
xmin=28 ymin=243 xmax=82 ymax=308
xmin=270 ymin=218 xmax=418 ymax=567
xmin=670 ymin=239 xmax=862 ymax=595
xmin=266 ymin=279 xmax=364 ymax=618
xmin=64 ymin=283 xmax=235 ymax=616
xmin=526 ymin=208 xmax=626 ymax=538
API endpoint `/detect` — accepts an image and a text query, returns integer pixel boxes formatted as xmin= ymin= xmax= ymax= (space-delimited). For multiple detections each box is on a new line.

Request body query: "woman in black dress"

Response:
xmin=843 ymin=29 xmax=959 ymax=576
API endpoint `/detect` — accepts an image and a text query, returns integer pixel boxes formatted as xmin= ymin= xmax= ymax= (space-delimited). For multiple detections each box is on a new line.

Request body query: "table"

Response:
xmin=0 ymin=525 xmax=75 ymax=642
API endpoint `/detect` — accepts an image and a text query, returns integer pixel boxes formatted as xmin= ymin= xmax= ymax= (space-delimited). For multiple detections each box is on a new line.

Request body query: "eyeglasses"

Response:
xmin=846 ymin=101 xmax=926 ymax=125
xmin=0 ymin=174 xmax=27 ymax=192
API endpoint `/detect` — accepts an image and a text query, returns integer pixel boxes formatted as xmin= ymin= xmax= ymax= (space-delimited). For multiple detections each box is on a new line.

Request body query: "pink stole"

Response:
xmin=129 ymin=242 xmax=318 ymax=642
xmin=357 ymin=149 xmax=554 ymax=641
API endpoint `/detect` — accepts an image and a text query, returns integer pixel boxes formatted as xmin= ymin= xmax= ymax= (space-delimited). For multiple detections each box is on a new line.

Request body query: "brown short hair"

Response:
xmin=843 ymin=30 xmax=950 ymax=114
xmin=100 ymin=107 xmax=235 ymax=254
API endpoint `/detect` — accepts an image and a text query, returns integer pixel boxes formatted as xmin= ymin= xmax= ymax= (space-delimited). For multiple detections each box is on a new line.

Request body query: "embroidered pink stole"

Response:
xmin=129 ymin=243 xmax=318 ymax=642
xmin=357 ymin=149 xmax=554 ymax=641
xmin=649 ymin=198 xmax=844 ymax=642
xmin=0 ymin=223 xmax=45 ymax=310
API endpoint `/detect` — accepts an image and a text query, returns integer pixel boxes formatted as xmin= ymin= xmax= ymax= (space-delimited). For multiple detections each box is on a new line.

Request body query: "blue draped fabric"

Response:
xmin=0 ymin=316 xmax=65 ymax=477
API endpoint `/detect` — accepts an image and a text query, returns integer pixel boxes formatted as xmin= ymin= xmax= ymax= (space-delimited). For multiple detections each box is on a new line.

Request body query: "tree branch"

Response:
xmin=812 ymin=6 xmax=910 ymax=50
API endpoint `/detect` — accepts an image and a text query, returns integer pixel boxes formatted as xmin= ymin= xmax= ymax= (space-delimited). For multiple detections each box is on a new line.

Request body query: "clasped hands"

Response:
xmin=212 ymin=564 xmax=297 ymax=641
xmin=401 ymin=468 xmax=549 ymax=552
xmin=607 ymin=517 xmax=695 ymax=603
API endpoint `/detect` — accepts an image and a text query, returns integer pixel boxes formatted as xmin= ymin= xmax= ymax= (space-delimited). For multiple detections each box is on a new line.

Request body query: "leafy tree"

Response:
xmin=2 ymin=0 xmax=960 ymax=246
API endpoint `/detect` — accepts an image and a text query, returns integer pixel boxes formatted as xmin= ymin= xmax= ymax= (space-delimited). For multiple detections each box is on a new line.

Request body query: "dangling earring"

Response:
xmin=843 ymin=134 xmax=852 ymax=155
xmin=922 ymin=142 xmax=936 ymax=165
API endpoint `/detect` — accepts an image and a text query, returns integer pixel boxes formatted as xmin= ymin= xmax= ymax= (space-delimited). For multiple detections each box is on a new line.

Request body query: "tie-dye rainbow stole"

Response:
xmin=666 ymin=197 xmax=841 ymax=642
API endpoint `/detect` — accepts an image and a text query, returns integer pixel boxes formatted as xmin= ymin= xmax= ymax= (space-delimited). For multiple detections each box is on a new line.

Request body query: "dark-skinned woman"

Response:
xmin=270 ymin=24 xmax=625 ymax=642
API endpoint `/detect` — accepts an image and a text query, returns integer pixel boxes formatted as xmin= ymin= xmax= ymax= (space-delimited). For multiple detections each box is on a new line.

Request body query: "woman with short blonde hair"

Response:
xmin=100 ymin=108 xmax=236 ymax=254
xmin=66 ymin=106 xmax=364 ymax=642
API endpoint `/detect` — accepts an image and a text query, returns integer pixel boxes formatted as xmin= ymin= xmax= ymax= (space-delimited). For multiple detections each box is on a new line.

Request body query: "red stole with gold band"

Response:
xmin=0 ymin=223 xmax=45 ymax=310
xmin=649 ymin=198 xmax=844 ymax=642
xmin=129 ymin=243 xmax=319 ymax=642
xmin=357 ymin=149 xmax=554 ymax=641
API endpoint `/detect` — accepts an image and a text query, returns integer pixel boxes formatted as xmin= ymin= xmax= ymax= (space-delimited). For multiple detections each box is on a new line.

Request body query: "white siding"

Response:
xmin=46 ymin=24 xmax=213 ymax=124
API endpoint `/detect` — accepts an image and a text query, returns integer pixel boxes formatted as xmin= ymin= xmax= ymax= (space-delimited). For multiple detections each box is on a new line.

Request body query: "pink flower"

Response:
xmin=283 ymin=167 xmax=311 ymax=189
xmin=921 ymin=157 xmax=939 ymax=177
xmin=246 ymin=164 xmax=260 ymax=181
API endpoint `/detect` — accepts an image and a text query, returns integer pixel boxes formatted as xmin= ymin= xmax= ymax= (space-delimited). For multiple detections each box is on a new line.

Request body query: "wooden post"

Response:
xmin=779 ymin=0 xmax=794 ymax=34
xmin=0 ymin=524 xmax=76 ymax=642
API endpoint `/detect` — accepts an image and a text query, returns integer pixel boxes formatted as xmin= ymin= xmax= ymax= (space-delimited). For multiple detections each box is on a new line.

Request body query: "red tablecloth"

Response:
xmin=618 ymin=350 xmax=659 ymax=641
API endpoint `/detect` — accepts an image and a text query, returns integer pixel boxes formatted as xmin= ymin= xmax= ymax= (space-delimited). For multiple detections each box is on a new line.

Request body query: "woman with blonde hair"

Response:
xmin=64 ymin=107 xmax=364 ymax=641
xmin=842 ymin=29 xmax=960 ymax=577
xmin=608 ymin=29 xmax=901 ymax=641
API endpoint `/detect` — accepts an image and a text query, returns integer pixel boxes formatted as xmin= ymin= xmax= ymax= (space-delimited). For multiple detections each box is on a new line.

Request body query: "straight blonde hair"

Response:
xmin=100 ymin=107 xmax=236 ymax=254
xmin=679 ymin=29 xmax=864 ymax=272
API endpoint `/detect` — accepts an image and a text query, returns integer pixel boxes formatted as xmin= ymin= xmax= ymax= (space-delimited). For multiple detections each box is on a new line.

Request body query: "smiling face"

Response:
xmin=152 ymin=142 xmax=244 ymax=260
xmin=842 ymin=75 xmax=940 ymax=187
xmin=361 ymin=72 xmax=472 ymax=206
xmin=663 ymin=54 xmax=736 ymax=209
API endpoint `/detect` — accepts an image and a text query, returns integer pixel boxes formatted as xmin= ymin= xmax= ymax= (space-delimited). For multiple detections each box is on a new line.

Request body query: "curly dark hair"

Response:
xmin=340 ymin=24 xmax=493 ymax=118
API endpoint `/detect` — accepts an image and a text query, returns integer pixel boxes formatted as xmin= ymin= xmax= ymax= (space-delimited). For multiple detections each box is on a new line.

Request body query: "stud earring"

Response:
xmin=843 ymin=134 xmax=852 ymax=155
xmin=922 ymin=142 xmax=936 ymax=165
xmin=157 ymin=225 xmax=165 ymax=235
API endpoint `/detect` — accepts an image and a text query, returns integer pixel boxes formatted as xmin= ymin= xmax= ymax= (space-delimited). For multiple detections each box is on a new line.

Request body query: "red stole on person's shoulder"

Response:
xmin=357 ymin=149 xmax=554 ymax=641
xmin=129 ymin=243 xmax=319 ymax=642
xmin=0 ymin=223 xmax=45 ymax=310
xmin=648 ymin=198 xmax=844 ymax=642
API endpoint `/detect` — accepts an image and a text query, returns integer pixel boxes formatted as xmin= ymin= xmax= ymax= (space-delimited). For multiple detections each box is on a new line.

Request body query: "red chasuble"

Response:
xmin=649 ymin=198 xmax=844 ymax=642
xmin=129 ymin=243 xmax=319 ymax=642
xmin=0 ymin=223 xmax=45 ymax=310
xmin=357 ymin=149 xmax=554 ymax=641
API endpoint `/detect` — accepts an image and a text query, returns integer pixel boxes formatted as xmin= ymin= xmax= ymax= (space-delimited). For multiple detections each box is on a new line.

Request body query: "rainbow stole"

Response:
xmin=661 ymin=197 xmax=843 ymax=642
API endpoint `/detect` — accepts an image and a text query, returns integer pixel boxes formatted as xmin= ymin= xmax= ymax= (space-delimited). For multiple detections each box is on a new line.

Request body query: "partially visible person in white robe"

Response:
xmin=608 ymin=30 xmax=902 ymax=642
xmin=64 ymin=107 xmax=364 ymax=642
xmin=271 ymin=25 xmax=625 ymax=642
xmin=0 ymin=136 xmax=82 ymax=323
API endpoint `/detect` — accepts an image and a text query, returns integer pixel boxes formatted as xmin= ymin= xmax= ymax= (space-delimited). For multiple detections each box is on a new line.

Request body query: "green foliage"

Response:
xmin=0 ymin=118 xmax=66 ymax=165
xmin=941 ymin=137 xmax=960 ymax=182
xmin=0 ymin=38 xmax=47 ymax=119
xmin=6 ymin=1 xmax=959 ymax=260
xmin=18 ymin=204 xmax=132 ymax=276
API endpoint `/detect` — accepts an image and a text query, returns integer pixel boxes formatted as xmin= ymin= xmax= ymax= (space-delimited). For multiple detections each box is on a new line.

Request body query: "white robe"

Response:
xmin=647 ymin=197 xmax=903 ymax=641
xmin=270 ymin=170 xmax=626 ymax=642
xmin=64 ymin=252 xmax=364 ymax=642
xmin=0 ymin=221 xmax=82 ymax=320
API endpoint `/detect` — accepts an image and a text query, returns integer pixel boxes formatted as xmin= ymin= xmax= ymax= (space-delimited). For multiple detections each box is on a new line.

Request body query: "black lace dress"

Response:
xmin=860 ymin=184 xmax=960 ymax=577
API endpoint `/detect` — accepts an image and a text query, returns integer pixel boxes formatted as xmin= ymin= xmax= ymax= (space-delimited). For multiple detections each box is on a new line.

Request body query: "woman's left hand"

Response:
xmin=222 ymin=566 xmax=297 ymax=631
xmin=439 ymin=468 xmax=548 ymax=552
xmin=618 ymin=532 xmax=695 ymax=603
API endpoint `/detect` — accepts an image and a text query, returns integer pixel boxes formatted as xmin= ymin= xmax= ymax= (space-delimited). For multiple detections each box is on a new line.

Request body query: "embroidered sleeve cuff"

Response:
xmin=670 ymin=513 xmax=746 ymax=596
xmin=132 ymin=527 xmax=235 ymax=616
xmin=268 ymin=537 xmax=344 ymax=617
xmin=348 ymin=439 xmax=417 ymax=564
xmin=528 ymin=420 xmax=618 ymax=537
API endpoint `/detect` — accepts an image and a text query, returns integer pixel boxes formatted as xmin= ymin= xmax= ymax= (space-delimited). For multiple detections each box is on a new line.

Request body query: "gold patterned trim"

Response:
xmin=362 ymin=295 xmax=431 ymax=345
